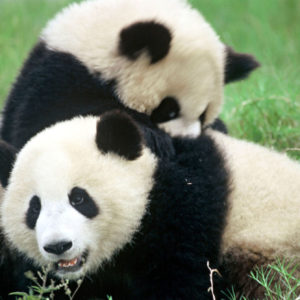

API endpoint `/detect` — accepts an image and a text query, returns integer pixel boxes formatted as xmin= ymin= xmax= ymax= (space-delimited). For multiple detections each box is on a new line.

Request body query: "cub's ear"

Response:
xmin=225 ymin=46 xmax=260 ymax=84
xmin=0 ymin=140 xmax=17 ymax=187
xmin=96 ymin=111 xmax=143 ymax=160
xmin=119 ymin=21 xmax=172 ymax=64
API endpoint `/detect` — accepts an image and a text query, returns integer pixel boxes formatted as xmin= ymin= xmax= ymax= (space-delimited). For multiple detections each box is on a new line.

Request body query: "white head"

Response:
xmin=41 ymin=0 xmax=259 ymax=137
xmin=0 ymin=112 xmax=157 ymax=279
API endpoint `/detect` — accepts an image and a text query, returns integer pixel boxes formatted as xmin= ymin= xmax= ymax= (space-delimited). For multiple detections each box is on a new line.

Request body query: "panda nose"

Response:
xmin=43 ymin=241 xmax=73 ymax=255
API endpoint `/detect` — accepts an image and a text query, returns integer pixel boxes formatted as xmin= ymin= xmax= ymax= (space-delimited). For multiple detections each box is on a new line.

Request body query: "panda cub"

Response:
xmin=0 ymin=111 xmax=229 ymax=299
xmin=1 ymin=112 xmax=300 ymax=299
xmin=1 ymin=0 xmax=259 ymax=150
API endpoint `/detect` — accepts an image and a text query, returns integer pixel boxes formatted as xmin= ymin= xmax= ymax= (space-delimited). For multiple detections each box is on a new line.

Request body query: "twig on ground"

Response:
xmin=207 ymin=261 xmax=221 ymax=300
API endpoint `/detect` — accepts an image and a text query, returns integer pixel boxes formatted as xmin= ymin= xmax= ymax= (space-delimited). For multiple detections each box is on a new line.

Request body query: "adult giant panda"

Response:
xmin=0 ymin=111 xmax=229 ymax=299
xmin=1 ymin=112 xmax=300 ymax=299
xmin=0 ymin=0 xmax=259 ymax=150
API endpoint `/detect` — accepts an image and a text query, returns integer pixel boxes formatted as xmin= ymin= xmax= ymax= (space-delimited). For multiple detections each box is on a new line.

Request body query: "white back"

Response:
xmin=209 ymin=130 xmax=300 ymax=259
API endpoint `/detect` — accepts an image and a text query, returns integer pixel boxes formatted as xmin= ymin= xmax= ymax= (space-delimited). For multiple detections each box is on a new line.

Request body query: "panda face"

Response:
xmin=1 ymin=113 xmax=157 ymax=279
xmin=41 ymin=0 xmax=226 ymax=137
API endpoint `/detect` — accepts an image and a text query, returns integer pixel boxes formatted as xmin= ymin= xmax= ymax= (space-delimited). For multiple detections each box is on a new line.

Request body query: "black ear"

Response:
xmin=0 ymin=140 xmax=17 ymax=187
xmin=206 ymin=118 xmax=228 ymax=134
xmin=96 ymin=111 xmax=143 ymax=160
xmin=119 ymin=21 xmax=172 ymax=64
xmin=225 ymin=46 xmax=260 ymax=84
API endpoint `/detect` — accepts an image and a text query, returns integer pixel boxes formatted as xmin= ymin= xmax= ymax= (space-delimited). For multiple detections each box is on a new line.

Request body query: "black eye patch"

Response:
xmin=26 ymin=196 xmax=41 ymax=230
xmin=150 ymin=97 xmax=180 ymax=124
xmin=69 ymin=187 xmax=99 ymax=219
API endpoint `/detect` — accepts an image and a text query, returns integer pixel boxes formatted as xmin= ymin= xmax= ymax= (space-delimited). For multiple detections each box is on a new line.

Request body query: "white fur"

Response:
xmin=208 ymin=130 xmax=300 ymax=260
xmin=1 ymin=116 xmax=157 ymax=278
xmin=158 ymin=118 xmax=201 ymax=138
xmin=42 ymin=0 xmax=225 ymax=136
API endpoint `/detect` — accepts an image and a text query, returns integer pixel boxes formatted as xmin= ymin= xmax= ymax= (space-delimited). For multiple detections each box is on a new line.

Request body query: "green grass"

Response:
xmin=190 ymin=0 xmax=300 ymax=159
xmin=223 ymin=259 xmax=300 ymax=300
xmin=0 ymin=0 xmax=78 ymax=101
xmin=0 ymin=0 xmax=299 ymax=159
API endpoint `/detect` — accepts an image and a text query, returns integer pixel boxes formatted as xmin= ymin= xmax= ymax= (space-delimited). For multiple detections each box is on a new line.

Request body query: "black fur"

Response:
xmin=225 ymin=46 xmax=260 ymax=83
xmin=25 ymin=196 xmax=41 ymax=229
xmin=96 ymin=111 xmax=143 ymax=160
xmin=0 ymin=42 xmax=174 ymax=160
xmin=150 ymin=97 xmax=180 ymax=124
xmin=0 ymin=232 xmax=34 ymax=299
xmin=69 ymin=187 xmax=99 ymax=219
xmin=206 ymin=118 xmax=228 ymax=134
xmin=119 ymin=21 xmax=172 ymax=64
xmin=127 ymin=135 xmax=229 ymax=299
xmin=1 ymin=42 xmax=115 ymax=149
xmin=0 ymin=140 xmax=17 ymax=187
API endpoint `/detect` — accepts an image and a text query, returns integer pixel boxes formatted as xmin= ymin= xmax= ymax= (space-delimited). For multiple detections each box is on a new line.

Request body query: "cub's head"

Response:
xmin=0 ymin=112 xmax=157 ymax=279
xmin=42 ymin=0 xmax=259 ymax=137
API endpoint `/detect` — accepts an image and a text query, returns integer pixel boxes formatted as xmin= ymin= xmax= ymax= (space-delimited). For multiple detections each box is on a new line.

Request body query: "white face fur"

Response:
xmin=1 ymin=116 xmax=157 ymax=279
xmin=42 ymin=0 xmax=225 ymax=137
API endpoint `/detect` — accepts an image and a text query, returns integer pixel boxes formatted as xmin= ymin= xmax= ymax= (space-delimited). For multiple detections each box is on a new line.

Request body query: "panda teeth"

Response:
xmin=55 ymin=251 xmax=88 ymax=272
xmin=58 ymin=257 xmax=78 ymax=268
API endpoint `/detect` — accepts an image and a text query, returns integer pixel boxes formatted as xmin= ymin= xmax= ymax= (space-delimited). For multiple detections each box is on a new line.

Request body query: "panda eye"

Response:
xmin=31 ymin=198 xmax=40 ymax=213
xmin=26 ymin=195 xmax=41 ymax=230
xmin=32 ymin=204 xmax=40 ymax=213
xmin=69 ymin=187 xmax=99 ymax=219
xmin=70 ymin=193 xmax=85 ymax=206
xmin=150 ymin=97 xmax=180 ymax=123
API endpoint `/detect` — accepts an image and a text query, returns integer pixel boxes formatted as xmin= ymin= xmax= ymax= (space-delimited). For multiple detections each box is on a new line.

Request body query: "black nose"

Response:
xmin=43 ymin=241 xmax=72 ymax=255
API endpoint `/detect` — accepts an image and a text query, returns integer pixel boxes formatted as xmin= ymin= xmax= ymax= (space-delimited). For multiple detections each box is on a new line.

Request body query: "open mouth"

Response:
xmin=54 ymin=251 xmax=88 ymax=274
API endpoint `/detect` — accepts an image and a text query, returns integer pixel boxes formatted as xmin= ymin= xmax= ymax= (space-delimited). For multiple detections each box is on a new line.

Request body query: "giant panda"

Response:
xmin=0 ymin=111 xmax=230 ymax=299
xmin=1 ymin=112 xmax=300 ymax=299
xmin=0 ymin=0 xmax=259 ymax=150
